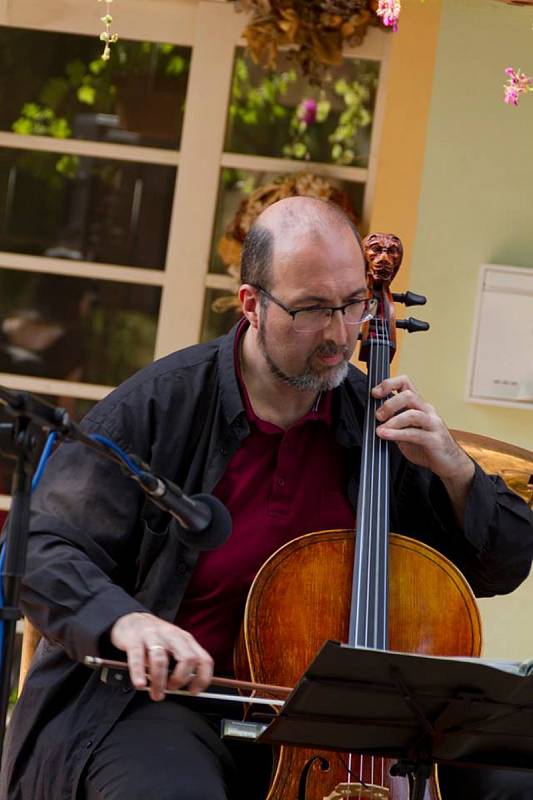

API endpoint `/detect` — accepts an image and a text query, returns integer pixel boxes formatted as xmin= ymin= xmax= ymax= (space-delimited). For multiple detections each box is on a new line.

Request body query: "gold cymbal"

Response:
xmin=451 ymin=430 xmax=533 ymax=507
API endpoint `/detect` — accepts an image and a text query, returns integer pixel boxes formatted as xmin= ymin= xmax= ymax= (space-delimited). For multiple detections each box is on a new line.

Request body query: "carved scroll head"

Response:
xmin=362 ymin=233 xmax=403 ymax=289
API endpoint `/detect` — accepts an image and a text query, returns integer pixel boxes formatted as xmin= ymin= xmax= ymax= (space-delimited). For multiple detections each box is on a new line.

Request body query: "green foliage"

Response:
xmin=12 ymin=103 xmax=71 ymax=139
xmin=229 ymin=55 xmax=378 ymax=166
xmin=55 ymin=154 xmax=80 ymax=179
xmin=283 ymin=74 xmax=377 ymax=165
xmin=11 ymin=42 xmax=189 ymax=184
xmin=222 ymin=168 xmax=260 ymax=196
xmin=77 ymin=85 xmax=96 ymax=106
xmin=229 ymin=57 xmax=297 ymax=128
xmin=166 ymin=55 xmax=187 ymax=77
xmin=328 ymin=78 xmax=373 ymax=165
xmin=85 ymin=309 xmax=157 ymax=385
xmin=40 ymin=77 xmax=69 ymax=109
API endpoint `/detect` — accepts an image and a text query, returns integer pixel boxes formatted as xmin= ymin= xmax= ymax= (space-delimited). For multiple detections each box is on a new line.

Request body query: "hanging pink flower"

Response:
xmin=298 ymin=98 xmax=318 ymax=125
xmin=503 ymin=67 xmax=533 ymax=106
xmin=376 ymin=0 xmax=401 ymax=32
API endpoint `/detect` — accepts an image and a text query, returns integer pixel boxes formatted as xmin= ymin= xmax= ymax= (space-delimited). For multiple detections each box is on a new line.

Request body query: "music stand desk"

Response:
xmin=259 ymin=641 xmax=533 ymax=797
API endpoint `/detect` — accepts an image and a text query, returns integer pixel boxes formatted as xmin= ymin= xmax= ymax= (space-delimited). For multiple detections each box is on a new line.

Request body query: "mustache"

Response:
xmin=312 ymin=341 xmax=350 ymax=359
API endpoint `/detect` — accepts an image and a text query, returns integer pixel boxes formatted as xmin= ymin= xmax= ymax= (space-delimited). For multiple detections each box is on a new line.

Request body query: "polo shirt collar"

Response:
xmin=233 ymin=319 xmax=334 ymax=434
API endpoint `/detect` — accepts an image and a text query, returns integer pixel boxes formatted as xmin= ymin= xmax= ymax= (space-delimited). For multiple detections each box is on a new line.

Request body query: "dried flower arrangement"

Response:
xmin=230 ymin=0 xmax=401 ymax=82
xmin=213 ymin=171 xmax=358 ymax=313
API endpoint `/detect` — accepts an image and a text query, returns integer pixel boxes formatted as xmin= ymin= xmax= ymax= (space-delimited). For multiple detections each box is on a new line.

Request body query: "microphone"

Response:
xmin=136 ymin=472 xmax=232 ymax=551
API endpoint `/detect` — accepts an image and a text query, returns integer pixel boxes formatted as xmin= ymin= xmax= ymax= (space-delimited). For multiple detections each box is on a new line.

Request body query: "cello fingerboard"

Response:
xmin=349 ymin=333 xmax=391 ymax=650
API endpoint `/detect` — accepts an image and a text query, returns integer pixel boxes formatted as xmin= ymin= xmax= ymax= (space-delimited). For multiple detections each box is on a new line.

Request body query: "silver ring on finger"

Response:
xmin=148 ymin=645 xmax=166 ymax=652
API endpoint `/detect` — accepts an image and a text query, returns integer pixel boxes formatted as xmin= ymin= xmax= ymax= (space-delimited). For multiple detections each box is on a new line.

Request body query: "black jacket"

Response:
xmin=2 ymin=325 xmax=533 ymax=800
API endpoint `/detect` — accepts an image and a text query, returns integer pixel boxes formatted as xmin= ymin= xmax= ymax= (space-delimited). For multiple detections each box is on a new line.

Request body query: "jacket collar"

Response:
xmin=218 ymin=320 xmax=248 ymax=428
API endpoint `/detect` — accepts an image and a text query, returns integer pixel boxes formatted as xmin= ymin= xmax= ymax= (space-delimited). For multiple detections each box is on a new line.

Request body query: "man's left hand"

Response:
xmin=372 ymin=375 xmax=474 ymax=488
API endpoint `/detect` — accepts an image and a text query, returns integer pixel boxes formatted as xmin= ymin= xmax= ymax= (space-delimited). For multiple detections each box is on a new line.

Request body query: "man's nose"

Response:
xmin=324 ymin=309 xmax=349 ymax=343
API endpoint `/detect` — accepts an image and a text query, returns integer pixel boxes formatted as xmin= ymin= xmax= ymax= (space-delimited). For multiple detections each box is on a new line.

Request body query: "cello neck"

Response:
xmin=348 ymin=313 xmax=392 ymax=650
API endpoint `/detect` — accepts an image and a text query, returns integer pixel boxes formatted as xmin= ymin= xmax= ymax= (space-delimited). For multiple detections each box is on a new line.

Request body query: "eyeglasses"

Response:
xmin=253 ymin=285 xmax=376 ymax=333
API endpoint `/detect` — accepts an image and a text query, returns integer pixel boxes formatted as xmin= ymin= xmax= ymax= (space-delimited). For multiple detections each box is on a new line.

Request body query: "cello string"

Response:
xmin=370 ymin=320 xmax=381 ymax=786
xmin=337 ymin=753 xmax=371 ymax=788
xmin=352 ymin=327 xmax=374 ymax=646
xmin=355 ymin=323 xmax=377 ymax=784
xmin=379 ymin=315 xmax=391 ymax=793
xmin=359 ymin=334 xmax=374 ymax=781
xmin=366 ymin=333 xmax=378 ymax=647
xmin=352 ymin=302 xmax=394 ymax=789
xmin=373 ymin=315 xmax=391 ymax=789
xmin=366 ymin=335 xmax=376 ymax=648
xmin=371 ymin=326 xmax=382 ymax=787
xmin=375 ymin=318 xmax=387 ymax=784
xmin=371 ymin=316 xmax=388 ymax=650
xmin=375 ymin=319 xmax=383 ymax=649
xmin=381 ymin=315 xmax=390 ymax=649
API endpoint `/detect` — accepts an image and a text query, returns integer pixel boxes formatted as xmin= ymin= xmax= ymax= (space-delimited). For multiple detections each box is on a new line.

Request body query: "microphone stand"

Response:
xmin=0 ymin=410 xmax=41 ymax=765
xmin=0 ymin=386 xmax=199 ymax=761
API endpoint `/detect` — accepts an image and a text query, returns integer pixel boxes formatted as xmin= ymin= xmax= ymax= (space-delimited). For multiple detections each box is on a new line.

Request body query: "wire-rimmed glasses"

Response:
xmin=254 ymin=285 xmax=376 ymax=333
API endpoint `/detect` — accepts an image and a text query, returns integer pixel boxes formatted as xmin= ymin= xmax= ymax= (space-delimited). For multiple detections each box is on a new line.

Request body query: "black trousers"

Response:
xmin=82 ymin=693 xmax=273 ymax=800
xmin=82 ymin=693 xmax=533 ymax=800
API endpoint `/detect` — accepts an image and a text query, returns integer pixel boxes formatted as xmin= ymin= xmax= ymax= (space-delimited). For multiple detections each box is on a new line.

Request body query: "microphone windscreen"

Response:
xmin=175 ymin=493 xmax=232 ymax=551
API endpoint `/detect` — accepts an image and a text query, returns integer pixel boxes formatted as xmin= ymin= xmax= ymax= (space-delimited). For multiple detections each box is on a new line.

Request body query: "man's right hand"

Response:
xmin=110 ymin=612 xmax=214 ymax=702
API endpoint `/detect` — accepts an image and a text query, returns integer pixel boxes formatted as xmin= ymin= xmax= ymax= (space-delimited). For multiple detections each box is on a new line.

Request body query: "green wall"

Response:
xmin=398 ymin=0 xmax=533 ymax=659
xmin=399 ymin=0 xmax=533 ymax=452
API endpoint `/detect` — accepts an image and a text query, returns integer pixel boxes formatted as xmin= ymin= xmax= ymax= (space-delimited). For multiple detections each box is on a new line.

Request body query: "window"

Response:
xmin=199 ymin=31 xmax=387 ymax=343
xmin=0 ymin=0 xmax=389 ymax=512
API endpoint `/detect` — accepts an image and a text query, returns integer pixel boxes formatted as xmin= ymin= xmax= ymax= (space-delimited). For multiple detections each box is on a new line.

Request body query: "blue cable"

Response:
xmin=31 ymin=431 xmax=57 ymax=492
xmin=89 ymin=434 xmax=144 ymax=477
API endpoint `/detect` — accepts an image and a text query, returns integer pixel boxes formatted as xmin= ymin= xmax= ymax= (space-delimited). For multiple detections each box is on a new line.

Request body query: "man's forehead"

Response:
xmin=270 ymin=233 xmax=365 ymax=294
xmin=269 ymin=221 xmax=360 ymax=256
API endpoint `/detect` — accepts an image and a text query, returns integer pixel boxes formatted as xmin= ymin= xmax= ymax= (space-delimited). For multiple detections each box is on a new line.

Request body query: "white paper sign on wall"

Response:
xmin=467 ymin=264 xmax=533 ymax=409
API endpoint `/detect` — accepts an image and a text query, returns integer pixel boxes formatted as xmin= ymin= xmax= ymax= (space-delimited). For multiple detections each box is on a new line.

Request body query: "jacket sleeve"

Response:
xmin=17 ymin=415 xmax=151 ymax=664
xmin=391 ymin=454 xmax=533 ymax=597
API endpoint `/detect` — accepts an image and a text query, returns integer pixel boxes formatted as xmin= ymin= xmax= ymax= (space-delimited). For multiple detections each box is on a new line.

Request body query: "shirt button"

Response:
xmin=277 ymin=478 xmax=285 ymax=487
xmin=177 ymin=562 xmax=187 ymax=575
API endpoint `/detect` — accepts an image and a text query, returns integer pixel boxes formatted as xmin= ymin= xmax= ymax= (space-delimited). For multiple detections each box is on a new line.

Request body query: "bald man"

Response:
xmin=3 ymin=198 xmax=533 ymax=800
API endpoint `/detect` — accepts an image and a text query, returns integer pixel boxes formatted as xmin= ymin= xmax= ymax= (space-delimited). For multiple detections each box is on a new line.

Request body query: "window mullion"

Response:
xmin=0 ymin=132 xmax=180 ymax=166
xmin=155 ymin=1 xmax=243 ymax=359
xmin=361 ymin=36 xmax=391 ymax=227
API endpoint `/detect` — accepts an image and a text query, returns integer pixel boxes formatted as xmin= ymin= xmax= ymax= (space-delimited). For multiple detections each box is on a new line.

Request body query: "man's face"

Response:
xmin=362 ymin=234 xmax=403 ymax=285
xmin=256 ymin=227 xmax=367 ymax=393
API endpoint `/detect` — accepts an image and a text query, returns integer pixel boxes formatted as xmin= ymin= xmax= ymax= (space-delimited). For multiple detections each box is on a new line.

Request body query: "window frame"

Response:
xmin=0 ymin=0 xmax=389 ymax=507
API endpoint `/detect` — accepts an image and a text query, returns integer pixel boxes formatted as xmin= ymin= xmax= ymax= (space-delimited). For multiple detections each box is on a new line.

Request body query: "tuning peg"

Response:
xmin=396 ymin=317 xmax=430 ymax=333
xmin=392 ymin=291 xmax=427 ymax=307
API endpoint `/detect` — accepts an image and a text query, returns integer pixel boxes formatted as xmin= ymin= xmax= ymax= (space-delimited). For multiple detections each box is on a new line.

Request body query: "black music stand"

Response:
xmin=259 ymin=641 xmax=533 ymax=800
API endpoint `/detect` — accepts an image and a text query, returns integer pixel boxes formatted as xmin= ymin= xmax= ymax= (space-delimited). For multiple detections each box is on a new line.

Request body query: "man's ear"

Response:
xmin=239 ymin=284 xmax=261 ymax=330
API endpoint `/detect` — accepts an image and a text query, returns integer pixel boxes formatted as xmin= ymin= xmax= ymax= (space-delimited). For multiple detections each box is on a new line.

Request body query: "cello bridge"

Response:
xmin=323 ymin=783 xmax=390 ymax=800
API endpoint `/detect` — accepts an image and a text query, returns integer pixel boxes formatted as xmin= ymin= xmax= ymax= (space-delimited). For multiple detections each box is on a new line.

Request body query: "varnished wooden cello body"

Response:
xmin=235 ymin=233 xmax=483 ymax=800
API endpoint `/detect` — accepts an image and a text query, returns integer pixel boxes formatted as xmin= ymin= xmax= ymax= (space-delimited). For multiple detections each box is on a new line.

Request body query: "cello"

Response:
xmin=234 ymin=232 xmax=482 ymax=800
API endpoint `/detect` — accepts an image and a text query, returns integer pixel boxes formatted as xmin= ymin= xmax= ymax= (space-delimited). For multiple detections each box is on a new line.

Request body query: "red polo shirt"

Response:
xmin=175 ymin=326 xmax=355 ymax=673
